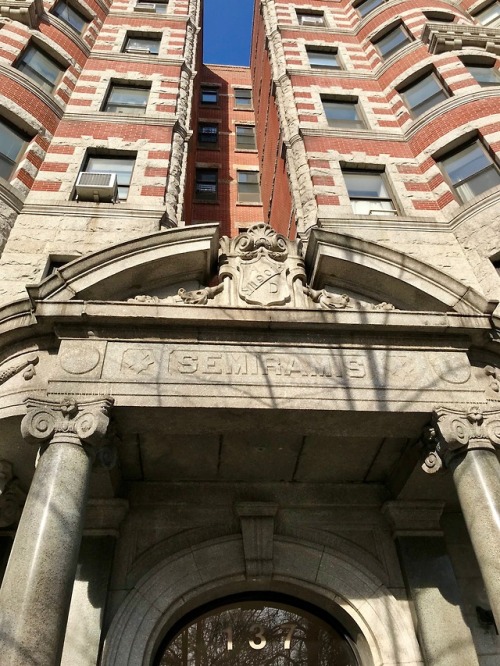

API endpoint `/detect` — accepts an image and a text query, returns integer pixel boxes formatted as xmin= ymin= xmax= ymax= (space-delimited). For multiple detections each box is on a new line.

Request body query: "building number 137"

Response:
xmin=222 ymin=623 xmax=297 ymax=650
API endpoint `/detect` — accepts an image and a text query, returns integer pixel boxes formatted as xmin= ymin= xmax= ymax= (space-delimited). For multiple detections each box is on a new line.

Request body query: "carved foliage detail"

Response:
xmin=21 ymin=396 xmax=114 ymax=447
xmin=0 ymin=353 xmax=39 ymax=385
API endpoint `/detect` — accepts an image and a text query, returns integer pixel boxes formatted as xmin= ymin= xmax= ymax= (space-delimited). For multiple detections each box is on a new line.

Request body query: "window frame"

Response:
xmin=343 ymin=169 xmax=398 ymax=216
xmin=237 ymin=170 xmax=261 ymax=204
xmin=123 ymin=34 xmax=161 ymax=55
xmin=80 ymin=153 xmax=136 ymax=201
xmin=135 ymin=0 xmax=168 ymax=14
xmin=235 ymin=124 xmax=256 ymax=150
xmin=438 ymin=140 xmax=500 ymax=203
xmin=423 ymin=10 xmax=456 ymax=23
xmin=102 ymin=83 xmax=150 ymax=115
xmin=200 ymin=86 xmax=219 ymax=106
xmin=15 ymin=43 xmax=65 ymax=94
xmin=296 ymin=10 xmax=326 ymax=27
xmin=399 ymin=70 xmax=449 ymax=118
xmin=195 ymin=167 xmax=218 ymax=201
xmin=234 ymin=88 xmax=252 ymax=109
xmin=198 ymin=122 xmax=219 ymax=146
xmin=322 ymin=98 xmax=366 ymax=130
xmin=0 ymin=117 xmax=30 ymax=181
xmin=373 ymin=23 xmax=412 ymax=59
xmin=51 ymin=0 xmax=88 ymax=34
xmin=462 ymin=59 xmax=500 ymax=86
xmin=306 ymin=47 xmax=341 ymax=70
xmin=355 ymin=0 xmax=385 ymax=19
xmin=473 ymin=1 xmax=500 ymax=26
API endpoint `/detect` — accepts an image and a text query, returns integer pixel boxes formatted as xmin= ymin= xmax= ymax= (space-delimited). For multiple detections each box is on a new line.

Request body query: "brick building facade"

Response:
xmin=1 ymin=1 xmax=500 ymax=665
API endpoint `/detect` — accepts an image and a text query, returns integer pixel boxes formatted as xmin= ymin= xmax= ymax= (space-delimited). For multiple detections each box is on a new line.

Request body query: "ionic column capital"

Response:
xmin=21 ymin=396 xmax=114 ymax=449
xmin=422 ymin=406 xmax=500 ymax=474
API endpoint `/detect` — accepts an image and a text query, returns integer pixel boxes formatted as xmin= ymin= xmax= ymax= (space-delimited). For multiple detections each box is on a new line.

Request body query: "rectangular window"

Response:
xmin=464 ymin=62 xmax=500 ymax=86
xmin=198 ymin=123 xmax=218 ymax=145
xmin=103 ymin=84 xmax=150 ymax=114
xmin=83 ymin=155 xmax=135 ymax=200
xmin=237 ymin=171 xmax=260 ymax=203
xmin=195 ymin=168 xmax=218 ymax=201
xmin=235 ymin=125 xmax=256 ymax=149
xmin=356 ymin=0 xmax=384 ymax=18
xmin=296 ymin=11 xmax=325 ymax=26
xmin=135 ymin=0 xmax=168 ymax=13
xmin=423 ymin=11 xmax=455 ymax=22
xmin=439 ymin=141 xmax=500 ymax=202
xmin=373 ymin=24 xmax=411 ymax=59
xmin=201 ymin=86 xmax=218 ymax=105
xmin=344 ymin=170 xmax=397 ymax=215
xmin=399 ymin=71 xmax=448 ymax=117
xmin=307 ymin=48 xmax=340 ymax=69
xmin=0 ymin=118 xmax=28 ymax=180
xmin=474 ymin=2 xmax=500 ymax=26
xmin=52 ymin=0 xmax=87 ymax=33
xmin=234 ymin=88 xmax=252 ymax=108
xmin=16 ymin=44 xmax=64 ymax=94
xmin=124 ymin=35 xmax=160 ymax=55
xmin=323 ymin=99 xmax=365 ymax=129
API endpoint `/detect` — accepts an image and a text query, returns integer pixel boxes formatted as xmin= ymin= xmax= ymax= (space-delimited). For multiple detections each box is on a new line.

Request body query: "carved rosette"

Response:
xmin=422 ymin=407 xmax=500 ymax=474
xmin=21 ymin=396 xmax=114 ymax=451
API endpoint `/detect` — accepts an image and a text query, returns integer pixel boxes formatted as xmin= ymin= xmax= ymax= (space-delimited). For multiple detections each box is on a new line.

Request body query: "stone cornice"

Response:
xmin=89 ymin=52 xmax=183 ymax=66
xmin=20 ymin=202 xmax=165 ymax=219
xmin=423 ymin=22 xmax=500 ymax=55
xmin=0 ymin=180 xmax=25 ymax=214
xmin=301 ymin=127 xmax=403 ymax=141
xmin=109 ymin=9 xmax=189 ymax=22
xmin=289 ymin=67 xmax=372 ymax=80
xmin=61 ymin=112 xmax=177 ymax=126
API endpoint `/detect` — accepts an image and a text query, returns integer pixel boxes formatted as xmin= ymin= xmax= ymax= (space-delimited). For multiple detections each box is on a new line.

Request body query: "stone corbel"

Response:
xmin=0 ymin=460 xmax=26 ymax=528
xmin=236 ymin=502 xmax=278 ymax=581
xmin=0 ymin=0 xmax=43 ymax=28
xmin=422 ymin=406 xmax=500 ymax=474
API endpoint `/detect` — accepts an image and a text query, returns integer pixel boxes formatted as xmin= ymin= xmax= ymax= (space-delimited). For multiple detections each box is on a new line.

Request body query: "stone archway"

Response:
xmin=101 ymin=536 xmax=422 ymax=666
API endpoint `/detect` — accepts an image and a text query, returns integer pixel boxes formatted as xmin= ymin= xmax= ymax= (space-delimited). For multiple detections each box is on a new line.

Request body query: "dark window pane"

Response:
xmin=104 ymin=86 xmax=149 ymax=114
xmin=401 ymin=72 xmax=448 ymax=116
xmin=196 ymin=168 xmax=218 ymax=200
xmin=52 ymin=1 xmax=87 ymax=33
xmin=125 ymin=36 xmax=160 ymax=54
xmin=201 ymin=87 xmax=218 ymax=104
xmin=198 ymin=123 xmax=218 ymax=144
xmin=16 ymin=44 xmax=64 ymax=93
xmin=466 ymin=63 xmax=500 ymax=86
xmin=323 ymin=100 xmax=364 ymax=128
xmin=374 ymin=25 xmax=410 ymax=58
xmin=357 ymin=0 xmax=384 ymax=18
xmin=440 ymin=142 xmax=500 ymax=202
xmin=307 ymin=49 xmax=339 ymax=69
xmin=236 ymin=125 xmax=256 ymax=149
xmin=0 ymin=119 xmax=28 ymax=180
xmin=235 ymin=88 xmax=252 ymax=107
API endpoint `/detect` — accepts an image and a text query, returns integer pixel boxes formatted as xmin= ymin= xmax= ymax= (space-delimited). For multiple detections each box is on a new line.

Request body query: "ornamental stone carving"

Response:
xmin=422 ymin=407 xmax=500 ymax=474
xmin=21 ymin=396 xmax=114 ymax=451
xmin=0 ymin=353 xmax=39 ymax=385
xmin=128 ymin=223 xmax=397 ymax=311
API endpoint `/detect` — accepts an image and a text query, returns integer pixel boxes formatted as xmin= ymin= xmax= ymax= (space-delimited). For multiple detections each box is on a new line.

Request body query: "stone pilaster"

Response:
xmin=0 ymin=396 xmax=113 ymax=666
xmin=422 ymin=406 xmax=500 ymax=629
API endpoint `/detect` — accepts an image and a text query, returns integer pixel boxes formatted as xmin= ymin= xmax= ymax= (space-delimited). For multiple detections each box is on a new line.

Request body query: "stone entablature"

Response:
xmin=423 ymin=23 xmax=500 ymax=55
xmin=0 ymin=0 xmax=43 ymax=28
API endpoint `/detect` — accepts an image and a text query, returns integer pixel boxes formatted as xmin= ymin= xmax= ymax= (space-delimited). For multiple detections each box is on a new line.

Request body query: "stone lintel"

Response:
xmin=382 ymin=501 xmax=445 ymax=536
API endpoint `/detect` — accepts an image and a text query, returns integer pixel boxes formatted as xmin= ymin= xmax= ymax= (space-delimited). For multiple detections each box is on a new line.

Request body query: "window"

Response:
xmin=356 ymin=0 xmax=384 ymax=18
xmin=135 ymin=0 xmax=168 ymax=13
xmin=373 ymin=24 xmax=411 ymax=59
xmin=464 ymin=61 xmax=500 ymax=86
xmin=198 ymin=123 xmax=218 ymax=145
xmin=234 ymin=88 xmax=252 ymax=108
xmin=195 ymin=168 xmax=218 ymax=200
xmin=124 ymin=34 xmax=160 ymax=55
xmin=296 ymin=11 xmax=325 ymax=26
xmin=51 ymin=0 xmax=87 ymax=33
xmin=237 ymin=171 xmax=260 ymax=203
xmin=439 ymin=141 xmax=500 ymax=202
xmin=474 ymin=2 xmax=500 ymax=26
xmin=307 ymin=48 xmax=340 ymax=69
xmin=16 ymin=44 xmax=64 ymax=93
xmin=103 ymin=84 xmax=150 ymax=114
xmin=399 ymin=71 xmax=448 ymax=117
xmin=235 ymin=125 xmax=256 ymax=149
xmin=323 ymin=99 xmax=365 ymax=129
xmin=82 ymin=155 xmax=135 ymax=200
xmin=423 ymin=11 xmax=455 ymax=22
xmin=201 ymin=86 xmax=218 ymax=105
xmin=0 ymin=118 xmax=28 ymax=180
xmin=344 ymin=170 xmax=397 ymax=215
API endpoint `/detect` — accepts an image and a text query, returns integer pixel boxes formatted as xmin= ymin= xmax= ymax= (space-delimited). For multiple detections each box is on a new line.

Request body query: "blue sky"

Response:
xmin=203 ymin=0 xmax=255 ymax=66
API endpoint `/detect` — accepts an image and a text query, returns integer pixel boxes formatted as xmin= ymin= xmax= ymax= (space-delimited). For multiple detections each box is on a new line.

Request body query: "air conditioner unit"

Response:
xmin=75 ymin=172 xmax=118 ymax=202
xmin=134 ymin=2 xmax=156 ymax=11
xmin=302 ymin=17 xmax=322 ymax=25
xmin=127 ymin=46 xmax=151 ymax=53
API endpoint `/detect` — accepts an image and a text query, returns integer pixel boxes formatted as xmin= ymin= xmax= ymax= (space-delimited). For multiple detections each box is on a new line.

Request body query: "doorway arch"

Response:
xmin=101 ymin=535 xmax=422 ymax=666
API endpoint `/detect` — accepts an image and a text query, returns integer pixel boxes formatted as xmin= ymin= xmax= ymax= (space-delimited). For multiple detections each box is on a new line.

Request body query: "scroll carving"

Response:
xmin=422 ymin=407 xmax=500 ymax=474
xmin=21 ymin=396 xmax=114 ymax=449
xmin=0 ymin=353 xmax=39 ymax=385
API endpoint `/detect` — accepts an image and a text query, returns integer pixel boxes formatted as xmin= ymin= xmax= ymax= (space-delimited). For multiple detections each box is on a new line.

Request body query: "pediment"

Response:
xmin=26 ymin=223 xmax=493 ymax=316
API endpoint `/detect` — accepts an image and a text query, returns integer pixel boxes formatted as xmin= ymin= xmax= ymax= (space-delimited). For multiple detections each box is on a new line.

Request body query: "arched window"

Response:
xmin=155 ymin=594 xmax=360 ymax=665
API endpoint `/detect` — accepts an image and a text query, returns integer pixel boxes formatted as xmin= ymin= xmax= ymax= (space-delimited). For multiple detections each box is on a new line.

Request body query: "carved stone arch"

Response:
xmin=307 ymin=228 xmax=493 ymax=314
xmin=27 ymin=224 xmax=219 ymax=302
xmin=101 ymin=535 xmax=422 ymax=666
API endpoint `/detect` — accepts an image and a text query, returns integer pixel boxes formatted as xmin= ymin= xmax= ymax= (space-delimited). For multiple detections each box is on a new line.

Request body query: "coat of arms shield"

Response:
xmin=238 ymin=254 xmax=291 ymax=306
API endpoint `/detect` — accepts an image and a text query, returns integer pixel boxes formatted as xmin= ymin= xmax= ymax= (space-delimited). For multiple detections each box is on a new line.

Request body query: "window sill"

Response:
xmin=197 ymin=145 xmax=220 ymax=150
xmin=236 ymin=201 xmax=262 ymax=206
xmin=235 ymin=148 xmax=258 ymax=153
xmin=194 ymin=199 xmax=219 ymax=204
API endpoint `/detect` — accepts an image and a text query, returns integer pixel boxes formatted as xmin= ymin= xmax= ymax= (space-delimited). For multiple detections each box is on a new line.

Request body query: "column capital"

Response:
xmin=422 ymin=406 xmax=500 ymax=474
xmin=21 ymin=396 xmax=114 ymax=448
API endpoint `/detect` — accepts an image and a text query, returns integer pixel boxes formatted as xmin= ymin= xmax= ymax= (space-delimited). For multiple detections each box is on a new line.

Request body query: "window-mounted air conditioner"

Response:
xmin=301 ymin=17 xmax=322 ymax=26
xmin=126 ymin=46 xmax=151 ymax=53
xmin=134 ymin=2 xmax=156 ymax=12
xmin=75 ymin=172 xmax=118 ymax=202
